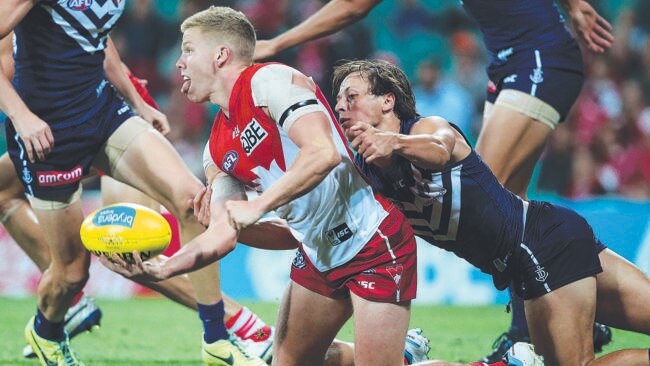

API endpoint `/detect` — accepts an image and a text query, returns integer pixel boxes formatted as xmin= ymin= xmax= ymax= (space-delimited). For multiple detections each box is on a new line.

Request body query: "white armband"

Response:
xmin=251 ymin=64 xmax=327 ymax=133
xmin=210 ymin=176 xmax=246 ymax=203
xmin=203 ymin=141 xmax=216 ymax=173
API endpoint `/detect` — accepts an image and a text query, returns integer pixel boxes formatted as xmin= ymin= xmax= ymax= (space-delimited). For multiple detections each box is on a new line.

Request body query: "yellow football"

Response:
xmin=80 ymin=203 xmax=171 ymax=263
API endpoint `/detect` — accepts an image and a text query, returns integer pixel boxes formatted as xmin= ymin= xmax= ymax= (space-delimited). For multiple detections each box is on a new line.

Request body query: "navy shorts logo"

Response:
xmin=535 ymin=265 xmax=549 ymax=282
xmin=292 ymin=251 xmax=306 ymax=269
xmin=22 ymin=167 xmax=33 ymax=185
xmin=222 ymin=150 xmax=238 ymax=173
xmin=67 ymin=0 xmax=93 ymax=10
xmin=326 ymin=223 xmax=353 ymax=246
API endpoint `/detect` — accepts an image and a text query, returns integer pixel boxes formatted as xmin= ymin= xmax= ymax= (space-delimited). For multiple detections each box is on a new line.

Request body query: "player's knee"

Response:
xmin=61 ymin=269 xmax=90 ymax=293
xmin=0 ymin=198 xmax=27 ymax=224
xmin=168 ymin=180 xmax=203 ymax=223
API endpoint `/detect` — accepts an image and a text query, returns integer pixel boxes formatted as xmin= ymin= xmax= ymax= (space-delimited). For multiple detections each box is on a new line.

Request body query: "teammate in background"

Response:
xmin=333 ymin=59 xmax=650 ymax=366
xmin=102 ymin=6 xmax=418 ymax=366
xmin=0 ymin=1 xmax=264 ymax=364
xmin=253 ymin=0 xmax=615 ymax=361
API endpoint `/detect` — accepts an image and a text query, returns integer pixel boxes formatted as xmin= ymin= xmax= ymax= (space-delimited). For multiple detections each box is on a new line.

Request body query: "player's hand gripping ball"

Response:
xmin=80 ymin=203 xmax=171 ymax=263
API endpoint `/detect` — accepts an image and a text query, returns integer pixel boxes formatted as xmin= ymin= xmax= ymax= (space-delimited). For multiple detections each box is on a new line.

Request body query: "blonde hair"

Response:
xmin=181 ymin=6 xmax=256 ymax=61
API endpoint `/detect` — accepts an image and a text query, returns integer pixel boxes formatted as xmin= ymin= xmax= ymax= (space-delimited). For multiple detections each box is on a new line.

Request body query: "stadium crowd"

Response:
xmin=1 ymin=0 xmax=648 ymax=199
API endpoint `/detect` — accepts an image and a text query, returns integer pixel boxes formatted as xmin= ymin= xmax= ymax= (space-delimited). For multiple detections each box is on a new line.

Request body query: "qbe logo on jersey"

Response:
xmin=241 ymin=119 xmax=268 ymax=156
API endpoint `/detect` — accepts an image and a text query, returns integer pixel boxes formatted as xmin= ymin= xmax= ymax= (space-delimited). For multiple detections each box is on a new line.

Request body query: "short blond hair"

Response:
xmin=181 ymin=6 xmax=256 ymax=62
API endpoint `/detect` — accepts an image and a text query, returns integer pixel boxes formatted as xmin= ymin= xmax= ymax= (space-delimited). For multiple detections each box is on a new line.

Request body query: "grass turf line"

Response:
xmin=1 ymin=297 xmax=648 ymax=365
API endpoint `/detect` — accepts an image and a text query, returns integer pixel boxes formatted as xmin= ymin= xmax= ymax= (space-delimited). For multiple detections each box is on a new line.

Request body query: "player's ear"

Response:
xmin=382 ymin=93 xmax=396 ymax=114
xmin=214 ymin=46 xmax=230 ymax=67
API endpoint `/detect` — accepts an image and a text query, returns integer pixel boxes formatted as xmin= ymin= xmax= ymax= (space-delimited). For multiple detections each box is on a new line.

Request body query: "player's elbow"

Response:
xmin=315 ymin=145 xmax=341 ymax=175
xmin=205 ymin=226 xmax=238 ymax=258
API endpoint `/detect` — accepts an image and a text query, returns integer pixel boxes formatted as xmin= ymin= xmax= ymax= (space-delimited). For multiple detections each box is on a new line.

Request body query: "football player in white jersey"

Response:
xmin=100 ymin=6 xmax=419 ymax=366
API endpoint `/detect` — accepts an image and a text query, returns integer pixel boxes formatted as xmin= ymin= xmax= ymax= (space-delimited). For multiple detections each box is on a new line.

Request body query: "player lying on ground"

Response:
xmin=332 ymin=59 xmax=650 ymax=366
xmin=252 ymin=0 xmax=615 ymax=361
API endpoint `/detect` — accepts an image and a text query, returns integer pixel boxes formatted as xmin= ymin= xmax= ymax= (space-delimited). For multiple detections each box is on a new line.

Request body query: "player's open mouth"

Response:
xmin=339 ymin=117 xmax=350 ymax=125
xmin=181 ymin=75 xmax=191 ymax=94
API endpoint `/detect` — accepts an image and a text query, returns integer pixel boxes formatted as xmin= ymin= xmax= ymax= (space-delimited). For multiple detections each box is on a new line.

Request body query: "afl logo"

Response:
xmin=67 ymin=0 xmax=93 ymax=10
xmin=222 ymin=150 xmax=238 ymax=173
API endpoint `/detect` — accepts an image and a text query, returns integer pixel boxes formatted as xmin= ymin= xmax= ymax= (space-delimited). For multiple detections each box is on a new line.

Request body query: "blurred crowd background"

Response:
xmin=2 ymin=0 xmax=649 ymax=200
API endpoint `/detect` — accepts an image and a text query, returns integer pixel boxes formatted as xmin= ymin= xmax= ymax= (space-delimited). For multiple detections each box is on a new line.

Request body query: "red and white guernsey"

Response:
xmin=207 ymin=63 xmax=390 ymax=271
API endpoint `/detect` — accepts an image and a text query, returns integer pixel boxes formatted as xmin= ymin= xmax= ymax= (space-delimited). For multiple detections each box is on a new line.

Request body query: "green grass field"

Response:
xmin=2 ymin=297 xmax=648 ymax=365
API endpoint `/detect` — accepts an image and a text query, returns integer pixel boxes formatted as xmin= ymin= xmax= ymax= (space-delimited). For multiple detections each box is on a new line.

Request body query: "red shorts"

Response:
xmin=290 ymin=206 xmax=417 ymax=303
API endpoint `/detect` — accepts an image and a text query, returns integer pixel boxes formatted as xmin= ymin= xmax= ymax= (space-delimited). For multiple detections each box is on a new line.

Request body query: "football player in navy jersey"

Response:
xmin=252 ymin=0 xmax=615 ymax=360
xmin=0 ymin=1 xmax=266 ymax=365
xmin=333 ymin=59 xmax=650 ymax=366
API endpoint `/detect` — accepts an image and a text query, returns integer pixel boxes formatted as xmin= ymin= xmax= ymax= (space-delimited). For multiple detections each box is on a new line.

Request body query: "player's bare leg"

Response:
xmin=0 ymin=153 xmax=50 ymax=271
xmin=595 ymin=250 xmax=650 ymax=333
xmin=32 ymin=199 xmax=90 ymax=321
xmin=100 ymin=175 xmax=159 ymax=210
xmin=351 ymin=293 xmax=410 ymax=366
xmin=525 ymin=276 xmax=649 ymax=366
xmin=100 ymin=118 xmax=221 ymax=306
xmin=475 ymin=101 xmax=553 ymax=199
xmin=273 ymin=281 xmax=352 ymax=366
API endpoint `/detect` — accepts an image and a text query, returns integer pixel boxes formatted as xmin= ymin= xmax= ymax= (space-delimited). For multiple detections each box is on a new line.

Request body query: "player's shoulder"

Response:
xmin=252 ymin=63 xmax=300 ymax=84
xmin=410 ymin=115 xmax=451 ymax=133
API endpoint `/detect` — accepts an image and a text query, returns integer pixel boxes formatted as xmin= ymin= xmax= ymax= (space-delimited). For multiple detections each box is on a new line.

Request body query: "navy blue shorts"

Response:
xmin=486 ymin=46 xmax=584 ymax=121
xmin=512 ymin=201 xmax=606 ymax=300
xmin=5 ymin=87 xmax=133 ymax=200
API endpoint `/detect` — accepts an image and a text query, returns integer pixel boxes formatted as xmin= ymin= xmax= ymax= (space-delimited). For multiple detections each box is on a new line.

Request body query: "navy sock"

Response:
xmin=508 ymin=284 xmax=529 ymax=337
xmin=198 ymin=301 xmax=229 ymax=343
xmin=34 ymin=308 xmax=65 ymax=342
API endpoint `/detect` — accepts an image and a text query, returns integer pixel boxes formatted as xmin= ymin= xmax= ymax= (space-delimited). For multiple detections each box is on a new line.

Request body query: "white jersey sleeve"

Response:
xmin=251 ymin=64 xmax=327 ymax=132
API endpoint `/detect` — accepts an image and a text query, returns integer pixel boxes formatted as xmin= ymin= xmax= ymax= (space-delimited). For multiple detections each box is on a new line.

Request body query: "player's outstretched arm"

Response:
xmin=557 ymin=0 xmax=614 ymax=53
xmin=101 ymin=173 xmax=245 ymax=281
xmin=254 ymin=0 xmax=381 ymax=60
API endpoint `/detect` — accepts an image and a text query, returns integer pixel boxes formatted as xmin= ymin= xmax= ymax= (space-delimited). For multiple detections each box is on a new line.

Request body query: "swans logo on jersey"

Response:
xmin=241 ymin=119 xmax=268 ymax=156
xmin=292 ymin=251 xmax=306 ymax=269
xmin=386 ymin=264 xmax=403 ymax=285
xmin=222 ymin=150 xmax=239 ymax=173
xmin=37 ymin=166 xmax=83 ymax=186
xmin=67 ymin=0 xmax=93 ymax=10
xmin=325 ymin=223 xmax=353 ymax=246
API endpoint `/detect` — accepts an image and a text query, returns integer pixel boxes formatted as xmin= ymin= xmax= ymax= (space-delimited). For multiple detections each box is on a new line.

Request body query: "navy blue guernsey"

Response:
xmin=355 ymin=118 xmax=525 ymax=282
xmin=12 ymin=0 xmax=125 ymax=130
xmin=460 ymin=0 xmax=580 ymax=71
